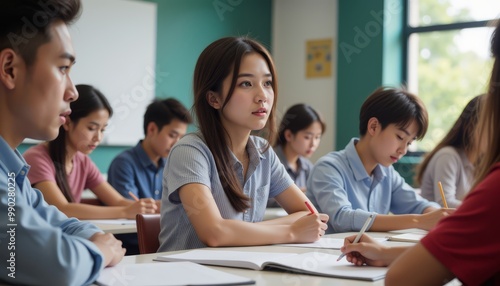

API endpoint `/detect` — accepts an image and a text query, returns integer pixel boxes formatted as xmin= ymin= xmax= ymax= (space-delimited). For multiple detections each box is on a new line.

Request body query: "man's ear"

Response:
xmin=0 ymin=49 xmax=19 ymax=89
xmin=146 ymin=121 xmax=158 ymax=136
xmin=367 ymin=117 xmax=380 ymax=136
xmin=206 ymin=91 xmax=222 ymax=109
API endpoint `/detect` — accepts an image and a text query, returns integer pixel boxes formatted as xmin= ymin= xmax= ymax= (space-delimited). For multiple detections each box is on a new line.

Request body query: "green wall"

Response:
xmin=19 ymin=0 xmax=272 ymax=173
xmin=336 ymin=0 xmax=404 ymax=150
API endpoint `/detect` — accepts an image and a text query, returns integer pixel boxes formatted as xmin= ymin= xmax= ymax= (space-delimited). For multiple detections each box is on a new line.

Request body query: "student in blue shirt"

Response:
xmin=307 ymin=87 xmax=452 ymax=233
xmin=107 ymin=98 xmax=192 ymax=205
xmin=0 ymin=1 xmax=124 ymax=285
xmin=158 ymin=37 xmax=329 ymax=251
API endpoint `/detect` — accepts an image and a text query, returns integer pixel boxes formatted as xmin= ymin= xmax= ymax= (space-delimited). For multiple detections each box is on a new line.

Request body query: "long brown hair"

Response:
xmin=49 ymin=84 xmax=113 ymax=202
xmin=193 ymin=37 xmax=278 ymax=212
xmin=415 ymin=95 xmax=483 ymax=186
xmin=473 ymin=19 xmax=500 ymax=188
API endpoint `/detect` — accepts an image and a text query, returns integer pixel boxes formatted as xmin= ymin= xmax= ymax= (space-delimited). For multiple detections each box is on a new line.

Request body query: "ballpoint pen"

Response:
xmin=337 ymin=214 xmax=374 ymax=261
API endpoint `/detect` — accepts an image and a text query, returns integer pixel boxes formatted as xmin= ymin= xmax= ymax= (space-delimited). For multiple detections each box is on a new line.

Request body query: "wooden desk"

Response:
xmin=83 ymin=219 xmax=137 ymax=234
xmin=95 ymin=232 xmax=411 ymax=286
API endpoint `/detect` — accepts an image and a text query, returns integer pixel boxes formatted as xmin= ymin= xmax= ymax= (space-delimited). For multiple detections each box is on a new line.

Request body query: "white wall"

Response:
xmin=70 ymin=0 xmax=157 ymax=146
xmin=272 ymin=0 xmax=338 ymax=162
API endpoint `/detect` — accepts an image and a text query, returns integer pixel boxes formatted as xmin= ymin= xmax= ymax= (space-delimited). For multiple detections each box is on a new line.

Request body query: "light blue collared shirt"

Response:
xmin=307 ymin=138 xmax=439 ymax=233
xmin=0 ymin=136 xmax=104 ymax=286
xmin=108 ymin=140 xmax=165 ymax=200
xmin=158 ymin=133 xmax=293 ymax=251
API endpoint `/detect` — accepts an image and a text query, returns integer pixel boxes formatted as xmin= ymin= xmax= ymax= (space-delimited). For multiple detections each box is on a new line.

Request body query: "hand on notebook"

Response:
xmin=90 ymin=233 xmax=126 ymax=267
xmin=290 ymin=212 xmax=329 ymax=242
xmin=340 ymin=234 xmax=391 ymax=267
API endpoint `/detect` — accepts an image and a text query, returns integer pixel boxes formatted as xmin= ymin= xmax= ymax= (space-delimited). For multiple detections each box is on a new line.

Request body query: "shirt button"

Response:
xmin=244 ymin=210 xmax=248 ymax=214
xmin=155 ymin=190 xmax=160 ymax=195
xmin=20 ymin=171 xmax=25 ymax=176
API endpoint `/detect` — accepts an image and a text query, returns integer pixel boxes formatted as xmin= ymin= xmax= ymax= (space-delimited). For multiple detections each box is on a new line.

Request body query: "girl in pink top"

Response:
xmin=24 ymin=84 xmax=157 ymax=219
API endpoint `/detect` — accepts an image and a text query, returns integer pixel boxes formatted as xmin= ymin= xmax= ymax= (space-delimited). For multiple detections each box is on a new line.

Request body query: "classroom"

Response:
xmin=2 ymin=0 xmax=500 ymax=285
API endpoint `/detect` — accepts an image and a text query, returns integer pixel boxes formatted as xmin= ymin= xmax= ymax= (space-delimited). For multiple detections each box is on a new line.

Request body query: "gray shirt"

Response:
xmin=420 ymin=146 xmax=474 ymax=208
xmin=273 ymin=145 xmax=313 ymax=189
xmin=158 ymin=133 xmax=294 ymax=251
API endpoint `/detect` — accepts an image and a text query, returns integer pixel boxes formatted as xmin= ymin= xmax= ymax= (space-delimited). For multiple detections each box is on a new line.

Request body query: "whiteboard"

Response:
xmin=69 ymin=0 xmax=157 ymax=145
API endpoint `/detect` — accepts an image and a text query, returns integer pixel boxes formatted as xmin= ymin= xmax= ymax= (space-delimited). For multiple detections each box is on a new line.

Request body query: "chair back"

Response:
xmin=135 ymin=213 xmax=161 ymax=254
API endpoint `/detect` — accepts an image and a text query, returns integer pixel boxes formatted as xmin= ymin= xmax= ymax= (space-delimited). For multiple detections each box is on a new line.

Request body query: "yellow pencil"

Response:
xmin=437 ymin=181 xmax=448 ymax=208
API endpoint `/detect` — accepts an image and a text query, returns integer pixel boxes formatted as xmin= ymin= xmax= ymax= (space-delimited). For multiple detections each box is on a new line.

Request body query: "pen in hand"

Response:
xmin=337 ymin=214 xmax=374 ymax=261
xmin=128 ymin=191 xmax=140 ymax=202
xmin=305 ymin=201 xmax=315 ymax=214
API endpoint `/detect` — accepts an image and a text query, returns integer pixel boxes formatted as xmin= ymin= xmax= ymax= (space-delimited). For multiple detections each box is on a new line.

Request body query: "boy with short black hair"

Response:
xmin=108 ymin=98 xmax=192 ymax=203
xmin=0 ymin=1 xmax=124 ymax=284
xmin=307 ymin=87 xmax=451 ymax=233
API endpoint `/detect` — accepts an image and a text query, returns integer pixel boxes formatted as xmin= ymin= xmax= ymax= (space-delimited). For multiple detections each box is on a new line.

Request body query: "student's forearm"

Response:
xmin=369 ymin=214 xmax=421 ymax=231
xmin=57 ymin=203 xmax=127 ymax=219
xmin=384 ymin=246 xmax=411 ymax=266
xmin=199 ymin=219 xmax=295 ymax=247
xmin=257 ymin=211 xmax=309 ymax=225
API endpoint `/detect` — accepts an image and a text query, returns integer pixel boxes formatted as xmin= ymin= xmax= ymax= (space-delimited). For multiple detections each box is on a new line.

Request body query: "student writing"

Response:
xmin=307 ymin=87 xmax=452 ymax=233
xmin=416 ymin=94 xmax=483 ymax=208
xmin=0 ymin=1 xmax=124 ymax=284
xmin=339 ymin=18 xmax=500 ymax=286
xmin=23 ymin=84 xmax=157 ymax=219
xmin=158 ymin=36 xmax=329 ymax=251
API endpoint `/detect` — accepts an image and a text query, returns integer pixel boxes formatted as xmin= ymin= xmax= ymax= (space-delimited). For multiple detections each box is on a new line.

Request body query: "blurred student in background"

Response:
xmin=108 ymin=98 xmax=192 ymax=206
xmin=416 ymin=94 xmax=483 ymax=208
xmin=24 ymin=84 xmax=157 ymax=219
xmin=267 ymin=103 xmax=325 ymax=207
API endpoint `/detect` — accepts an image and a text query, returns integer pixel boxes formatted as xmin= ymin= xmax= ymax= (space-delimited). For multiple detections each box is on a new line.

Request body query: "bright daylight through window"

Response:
xmin=405 ymin=0 xmax=500 ymax=151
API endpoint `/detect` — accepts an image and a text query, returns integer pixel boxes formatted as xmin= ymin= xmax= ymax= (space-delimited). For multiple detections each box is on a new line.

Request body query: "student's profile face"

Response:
xmin=150 ymin=119 xmax=188 ymax=158
xmin=13 ymin=20 xmax=78 ymax=142
xmin=65 ymin=109 xmax=110 ymax=155
xmin=216 ymin=53 xmax=274 ymax=133
xmin=370 ymin=120 xmax=418 ymax=167
xmin=285 ymin=121 xmax=323 ymax=158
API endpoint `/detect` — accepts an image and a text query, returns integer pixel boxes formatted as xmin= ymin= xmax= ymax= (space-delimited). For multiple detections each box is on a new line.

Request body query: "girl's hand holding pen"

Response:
xmin=290 ymin=212 xmax=329 ymax=243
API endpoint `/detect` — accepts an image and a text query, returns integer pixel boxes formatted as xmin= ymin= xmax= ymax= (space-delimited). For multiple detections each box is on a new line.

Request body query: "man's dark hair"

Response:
xmin=0 ymin=0 xmax=81 ymax=66
xmin=143 ymin=98 xmax=192 ymax=135
xmin=359 ymin=86 xmax=428 ymax=140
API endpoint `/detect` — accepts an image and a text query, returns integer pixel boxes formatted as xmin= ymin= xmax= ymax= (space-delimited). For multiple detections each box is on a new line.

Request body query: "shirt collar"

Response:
xmin=0 ymin=136 xmax=30 ymax=176
xmin=345 ymin=137 xmax=386 ymax=182
xmin=274 ymin=145 xmax=306 ymax=173
xmin=133 ymin=140 xmax=165 ymax=169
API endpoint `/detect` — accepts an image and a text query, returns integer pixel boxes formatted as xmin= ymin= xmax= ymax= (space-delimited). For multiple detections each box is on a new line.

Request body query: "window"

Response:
xmin=405 ymin=0 xmax=499 ymax=151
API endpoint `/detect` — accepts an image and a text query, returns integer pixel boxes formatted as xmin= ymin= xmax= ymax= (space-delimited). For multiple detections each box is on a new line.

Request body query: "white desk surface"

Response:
xmin=95 ymin=232 xmax=417 ymax=286
xmin=83 ymin=220 xmax=137 ymax=234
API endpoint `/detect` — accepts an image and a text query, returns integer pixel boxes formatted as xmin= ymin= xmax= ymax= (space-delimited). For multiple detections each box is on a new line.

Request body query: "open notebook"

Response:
xmin=96 ymin=261 xmax=254 ymax=286
xmin=155 ymin=250 xmax=387 ymax=281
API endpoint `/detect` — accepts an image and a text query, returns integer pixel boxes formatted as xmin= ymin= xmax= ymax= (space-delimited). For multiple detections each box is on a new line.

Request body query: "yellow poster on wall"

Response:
xmin=306 ymin=38 xmax=333 ymax=78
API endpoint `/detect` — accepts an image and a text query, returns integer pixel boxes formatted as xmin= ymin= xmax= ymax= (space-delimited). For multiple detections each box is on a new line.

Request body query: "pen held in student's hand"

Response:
xmin=128 ymin=191 xmax=140 ymax=202
xmin=438 ymin=181 xmax=449 ymax=208
xmin=337 ymin=214 xmax=374 ymax=261
xmin=305 ymin=201 xmax=315 ymax=214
